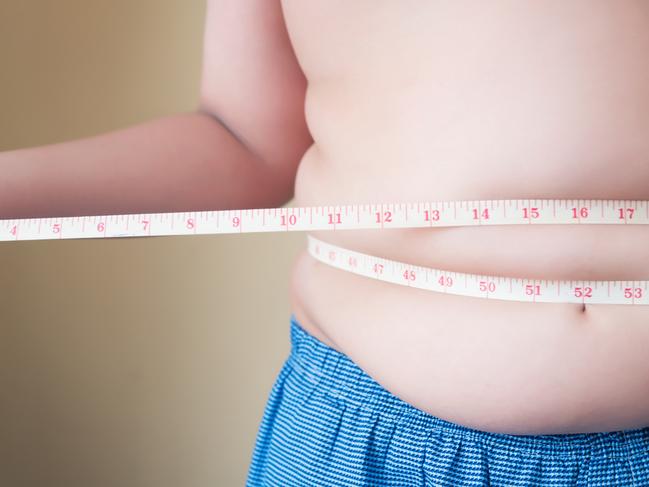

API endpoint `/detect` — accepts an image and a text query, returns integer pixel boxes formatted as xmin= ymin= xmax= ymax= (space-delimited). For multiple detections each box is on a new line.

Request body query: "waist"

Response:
xmin=306 ymin=223 xmax=649 ymax=282
xmin=293 ymin=151 xmax=649 ymax=281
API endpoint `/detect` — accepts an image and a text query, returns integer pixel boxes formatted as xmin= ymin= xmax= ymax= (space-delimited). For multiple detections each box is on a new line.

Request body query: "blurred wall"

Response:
xmin=0 ymin=1 xmax=304 ymax=485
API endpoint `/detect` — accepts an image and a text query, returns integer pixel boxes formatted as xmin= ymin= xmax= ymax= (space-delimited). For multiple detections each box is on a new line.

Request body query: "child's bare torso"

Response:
xmin=282 ymin=0 xmax=649 ymax=434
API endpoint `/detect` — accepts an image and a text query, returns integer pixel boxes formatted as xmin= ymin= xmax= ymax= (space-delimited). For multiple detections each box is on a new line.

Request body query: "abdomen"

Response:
xmin=285 ymin=0 xmax=649 ymax=433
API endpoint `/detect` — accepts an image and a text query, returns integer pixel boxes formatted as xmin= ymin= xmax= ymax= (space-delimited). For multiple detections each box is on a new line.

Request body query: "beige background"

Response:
xmin=0 ymin=1 xmax=305 ymax=485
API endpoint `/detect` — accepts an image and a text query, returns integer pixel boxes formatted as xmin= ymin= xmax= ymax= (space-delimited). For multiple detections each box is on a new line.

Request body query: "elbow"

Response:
xmin=263 ymin=163 xmax=298 ymax=208
xmin=194 ymin=102 xmax=311 ymax=209
xmin=256 ymin=134 xmax=312 ymax=209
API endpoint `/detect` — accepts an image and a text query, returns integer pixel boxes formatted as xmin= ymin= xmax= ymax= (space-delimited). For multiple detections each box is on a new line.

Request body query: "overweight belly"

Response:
xmin=289 ymin=249 xmax=649 ymax=435
xmin=288 ymin=145 xmax=649 ymax=435
xmin=284 ymin=2 xmax=649 ymax=431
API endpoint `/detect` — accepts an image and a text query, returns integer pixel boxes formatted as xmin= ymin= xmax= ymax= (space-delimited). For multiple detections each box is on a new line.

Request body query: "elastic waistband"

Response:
xmin=287 ymin=313 xmax=649 ymax=460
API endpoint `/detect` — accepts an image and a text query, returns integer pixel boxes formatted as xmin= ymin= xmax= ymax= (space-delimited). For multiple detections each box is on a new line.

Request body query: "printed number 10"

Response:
xmin=281 ymin=214 xmax=297 ymax=226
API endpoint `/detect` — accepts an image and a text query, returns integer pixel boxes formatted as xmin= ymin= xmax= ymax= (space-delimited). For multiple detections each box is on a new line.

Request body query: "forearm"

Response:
xmin=0 ymin=111 xmax=294 ymax=220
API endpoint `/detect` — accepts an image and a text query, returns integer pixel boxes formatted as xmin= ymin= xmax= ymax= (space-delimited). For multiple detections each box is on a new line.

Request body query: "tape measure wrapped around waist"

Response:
xmin=2 ymin=199 xmax=647 ymax=304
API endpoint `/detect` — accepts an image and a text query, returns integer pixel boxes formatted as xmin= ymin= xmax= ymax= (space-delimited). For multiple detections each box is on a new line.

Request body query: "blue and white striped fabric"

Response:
xmin=247 ymin=314 xmax=649 ymax=486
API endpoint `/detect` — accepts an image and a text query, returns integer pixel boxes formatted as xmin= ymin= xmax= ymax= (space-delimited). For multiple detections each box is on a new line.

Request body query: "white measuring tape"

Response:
xmin=2 ymin=199 xmax=648 ymax=305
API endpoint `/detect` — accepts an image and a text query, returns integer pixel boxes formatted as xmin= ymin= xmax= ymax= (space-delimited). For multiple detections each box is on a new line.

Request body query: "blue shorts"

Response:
xmin=246 ymin=314 xmax=649 ymax=486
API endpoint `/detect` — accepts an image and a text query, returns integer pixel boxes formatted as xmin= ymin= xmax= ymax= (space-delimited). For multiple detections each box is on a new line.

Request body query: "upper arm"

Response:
xmin=199 ymin=0 xmax=313 ymax=180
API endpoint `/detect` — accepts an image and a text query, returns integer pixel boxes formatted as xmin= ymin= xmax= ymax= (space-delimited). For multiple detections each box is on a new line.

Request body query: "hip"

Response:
xmin=247 ymin=313 xmax=649 ymax=486
xmin=288 ymin=241 xmax=649 ymax=434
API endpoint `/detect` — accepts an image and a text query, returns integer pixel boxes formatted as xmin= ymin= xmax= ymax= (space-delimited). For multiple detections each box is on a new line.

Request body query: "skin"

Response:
xmin=284 ymin=0 xmax=649 ymax=435
xmin=1 ymin=1 xmax=648 ymax=435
